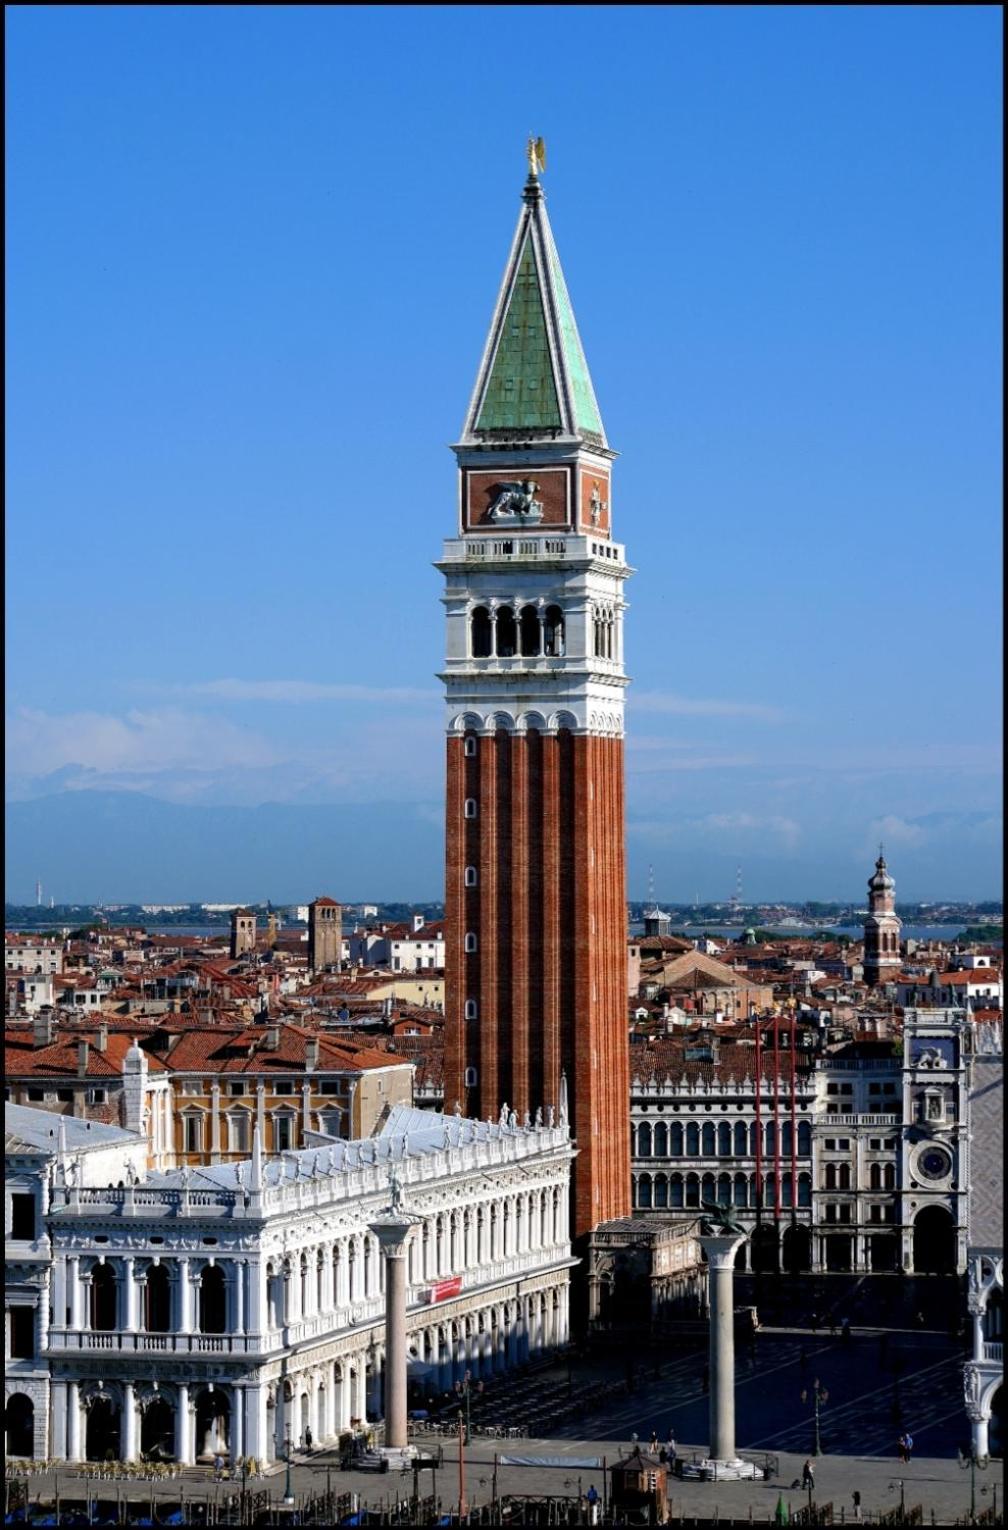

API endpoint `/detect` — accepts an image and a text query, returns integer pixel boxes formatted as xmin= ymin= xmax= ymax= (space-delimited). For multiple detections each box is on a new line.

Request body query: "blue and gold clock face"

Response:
xmin=918 ymin=1146 xmax=952 ymax=1180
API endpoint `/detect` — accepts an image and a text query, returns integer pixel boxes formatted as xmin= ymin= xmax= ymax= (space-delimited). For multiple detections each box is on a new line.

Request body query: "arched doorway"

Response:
xmin=194 ymin=1388 xmax=230 ymax=1461
xmin=85 ymin=1394 xmax=121 ymax=1462
xmin=5 ymin=1393 xmax=34 ymax=1458
xmin=140 ymin=1396 xmax=175 ymax=1462
xmin=783 ymin=1225 xmax=812 ymax=1274
xmin=751 ymin=1224 xmax=779 ymax=1274
xmin=913 ymin=1206 xmax=955 ymax=1274
xmin=198 ymin=1265 xmax=226 ymax=1334
xmin=989 ymin=1385 xmax=1003 ymax=1460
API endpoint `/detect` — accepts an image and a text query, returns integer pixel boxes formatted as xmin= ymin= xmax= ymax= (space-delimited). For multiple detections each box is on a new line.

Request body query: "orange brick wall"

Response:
xmin=444 ymin=727 xmax=631 ymax=1238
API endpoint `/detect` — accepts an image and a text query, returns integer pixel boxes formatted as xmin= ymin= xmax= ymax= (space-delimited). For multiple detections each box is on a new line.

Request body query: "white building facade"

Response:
xmin=6 ymin=1103 xmax=575 ymax=1465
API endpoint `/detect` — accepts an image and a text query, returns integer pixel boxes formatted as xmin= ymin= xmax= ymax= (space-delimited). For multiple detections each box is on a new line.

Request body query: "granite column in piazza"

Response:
xmin=368 ymin=1212 xmax=420 ymax=1450
xmin=701 ymin=1233 xmax=747 ymax=1464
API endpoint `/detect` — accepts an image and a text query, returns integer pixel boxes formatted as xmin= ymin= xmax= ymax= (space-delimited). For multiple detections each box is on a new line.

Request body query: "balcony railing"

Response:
xmin=47 ymin=1328 xmax=268 ymax=1356
xmin=816 ymin=1114 xmax=901 ymax=1127
xmin=983 ymin=1341 xmax=1003 ymax=1363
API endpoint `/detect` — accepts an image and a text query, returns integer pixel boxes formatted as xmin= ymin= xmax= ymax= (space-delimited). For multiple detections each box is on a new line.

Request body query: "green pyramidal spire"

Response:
xmin=462 ymin=170 xmax=607 ymax=447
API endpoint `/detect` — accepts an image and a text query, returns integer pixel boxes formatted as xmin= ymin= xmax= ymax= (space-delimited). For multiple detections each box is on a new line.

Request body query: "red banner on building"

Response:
xmin=427 ymin=1276 xmax=462 ymax=1303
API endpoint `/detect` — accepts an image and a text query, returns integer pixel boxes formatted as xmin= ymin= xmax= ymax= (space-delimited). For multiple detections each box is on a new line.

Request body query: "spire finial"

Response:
xmin=527 ymin=135 xmax=546 ymax=180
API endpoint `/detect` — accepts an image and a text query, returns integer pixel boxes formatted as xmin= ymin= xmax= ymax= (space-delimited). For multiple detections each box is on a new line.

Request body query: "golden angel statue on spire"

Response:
xmin=527 ymin=136 xmax=546 ymax=178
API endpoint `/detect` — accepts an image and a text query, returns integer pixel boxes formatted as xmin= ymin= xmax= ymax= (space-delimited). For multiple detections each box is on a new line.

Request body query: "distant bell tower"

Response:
xmin=308 ymin=897 xmax=343 ymax=973
xmin=230 ymin=908 xmax=257 ymax=960
xmin=863 ymin=850 xmax=902 ymax=988
xmin=440 ymin=141 xmax=632 ymax=1239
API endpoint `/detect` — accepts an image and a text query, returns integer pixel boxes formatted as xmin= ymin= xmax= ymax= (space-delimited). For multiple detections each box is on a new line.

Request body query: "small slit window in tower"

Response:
xmin=464 ymin=932 xmax=478 ymax=953
xmin=544 ymin=605 xmax=565 ymax=656
xmin=464 ymin=866 xmax=478 ymax=887
xmin=470 ymin=607 xmax=492 ymax=658
xmin=464 ymin=1000 xmax=478 ymax=1020
xmin=464 ymin=798 xmax=478 ymax=819
xmin=464 ymin=1066 xmax=478 ymax=1088
xmin=464 ymin=736 xmax=477 ymax=757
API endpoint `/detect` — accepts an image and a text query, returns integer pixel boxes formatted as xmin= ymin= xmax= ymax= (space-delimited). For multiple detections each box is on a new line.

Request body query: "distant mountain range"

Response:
xmin=4 ymin=790 xmax=446 ymax=905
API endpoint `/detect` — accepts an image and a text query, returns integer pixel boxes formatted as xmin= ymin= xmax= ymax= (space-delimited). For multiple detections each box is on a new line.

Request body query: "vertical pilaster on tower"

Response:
xmin=440 ymin=150 xmax=632 ymax=1240
xmin=863 ymin=849 xmax=902 ymax=988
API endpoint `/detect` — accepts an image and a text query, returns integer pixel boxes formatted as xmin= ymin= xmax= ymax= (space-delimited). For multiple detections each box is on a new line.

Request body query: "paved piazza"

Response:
xmin=12 ymin=1324 xmax=1001 ymax=1522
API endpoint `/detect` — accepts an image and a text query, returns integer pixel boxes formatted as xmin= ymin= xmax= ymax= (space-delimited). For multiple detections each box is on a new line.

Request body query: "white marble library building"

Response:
xmin=4 ymin=1100 xmax=575 ymax=1464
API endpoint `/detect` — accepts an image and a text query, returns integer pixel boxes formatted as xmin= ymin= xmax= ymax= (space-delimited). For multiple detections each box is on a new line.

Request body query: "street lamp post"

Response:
xmin=800 ymin=1377 xmax=828 ymax=1456
xmin=460 ymin=1371 xmax=472 ymax=1446
xmin=889 ymin=1479 xmax=905 ymax=1518
xmin=958 ymin=1445 xmax=990 ymax=1521
xmin=282 ymin=1427 xmax=294 ymax=1506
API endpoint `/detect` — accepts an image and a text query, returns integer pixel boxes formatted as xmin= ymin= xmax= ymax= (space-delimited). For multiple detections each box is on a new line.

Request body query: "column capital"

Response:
xmin=368 ymin=1212 xmax=422 ymax=1260
xmin=700 ymin=1233 xmax=747 ymax=1271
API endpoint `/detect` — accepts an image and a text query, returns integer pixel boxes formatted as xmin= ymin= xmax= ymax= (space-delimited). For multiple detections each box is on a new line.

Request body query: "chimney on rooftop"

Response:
xmin=412 ymin=913 xmax=425 ymax=934
xmin=97 ymin=1022 xmax=109 ymax=1052
xmin=266 ymin=1025 xmax=280 ymax=1051
xmin=77 ymin=1039 xmax=89 ymax=1077
xmin=33 ymin=1008 xmax=55 ymax=1048
xmin=305 ymin=1037 xmax=320 ymax=1072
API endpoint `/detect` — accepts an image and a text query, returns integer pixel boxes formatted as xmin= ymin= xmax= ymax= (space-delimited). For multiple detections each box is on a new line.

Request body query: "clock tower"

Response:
xmin=439 ymin=151 xmax=631 ymax=1239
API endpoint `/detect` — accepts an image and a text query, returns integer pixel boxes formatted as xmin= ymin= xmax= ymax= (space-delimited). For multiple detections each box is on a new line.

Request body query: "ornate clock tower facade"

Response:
xmin=439 ymin=157 xmax=631 ymax=1239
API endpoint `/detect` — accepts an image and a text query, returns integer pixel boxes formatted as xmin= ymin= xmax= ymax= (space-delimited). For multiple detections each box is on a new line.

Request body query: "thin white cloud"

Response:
xmin=628 ymin=811 xmax=801 ymax=851
xmin=630 ymin=691 xmax=784 ymax=721
xmin=5 ymin=707 xmax=281 ymax=779
xmin=175 ymin=679 xmax=438 ymax=704
xmin=866 ymin=814 xmax=927 ymax=850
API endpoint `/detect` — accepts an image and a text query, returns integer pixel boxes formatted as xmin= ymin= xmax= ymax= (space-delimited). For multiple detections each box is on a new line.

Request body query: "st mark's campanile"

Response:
xmin=440 ymin=146 xmax=631 ymax=1239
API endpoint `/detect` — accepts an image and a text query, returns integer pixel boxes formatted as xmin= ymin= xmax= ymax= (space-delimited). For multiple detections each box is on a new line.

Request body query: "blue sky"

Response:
xmin=5 ymin=5 xmax=1003 ymax=903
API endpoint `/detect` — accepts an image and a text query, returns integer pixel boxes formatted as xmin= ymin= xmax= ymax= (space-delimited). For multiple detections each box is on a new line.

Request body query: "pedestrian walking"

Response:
xmin=811 ymin=1311 xmax=819 ymax=1334
xmin=851 ymin=1489 xmax=863 ymax=1521
xmin=667 ymin=1433 xmax=676 ymax=1464
xmin=650 ymin=1431 xmax=658 ymax=1453
xmin=213 ymin=1453 xmax=225 ymax=1483
xmin=802 ymin=1459 xmax=815 ymax=1490
xmin=904 ymin=1431 xmax=913 ymax=1462
xmin=304 ymin=1425 xmax=313 ymax=1453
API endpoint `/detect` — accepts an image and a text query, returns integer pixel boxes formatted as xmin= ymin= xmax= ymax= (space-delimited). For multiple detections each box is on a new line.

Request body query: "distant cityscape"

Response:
xmin=5 ymin=897 xmax=1003 ymax=935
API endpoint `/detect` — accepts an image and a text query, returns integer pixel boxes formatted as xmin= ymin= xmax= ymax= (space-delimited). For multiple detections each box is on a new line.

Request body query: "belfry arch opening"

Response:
xmin=470 ymin=607 xmax=491 ymax=658
xmin=495 ymin=607 xmax=517 ymax=657
xmin=519 ymin=604 xmax=540 ymax=656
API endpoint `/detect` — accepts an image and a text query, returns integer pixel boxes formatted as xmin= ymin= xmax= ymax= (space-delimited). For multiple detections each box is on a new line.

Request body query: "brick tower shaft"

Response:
xmin=439 ymin=151 xmax=631 ymax=1239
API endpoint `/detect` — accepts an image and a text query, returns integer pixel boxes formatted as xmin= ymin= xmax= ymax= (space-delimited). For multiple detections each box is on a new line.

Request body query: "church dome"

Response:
xmin=868 ymin=855 xmax=895 ymax=893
